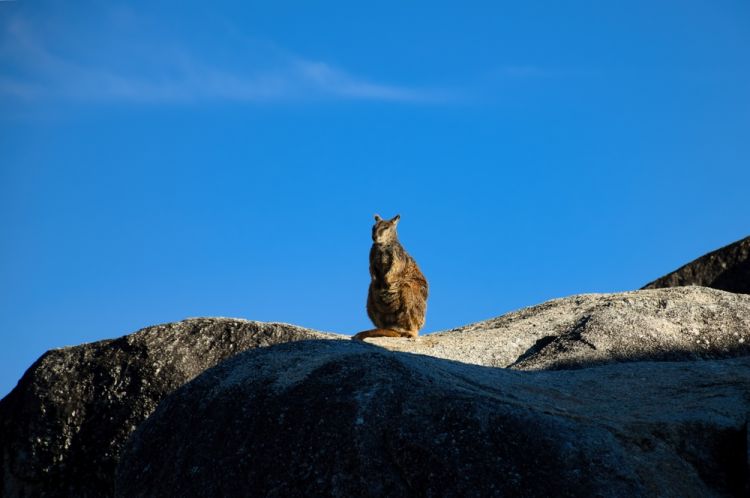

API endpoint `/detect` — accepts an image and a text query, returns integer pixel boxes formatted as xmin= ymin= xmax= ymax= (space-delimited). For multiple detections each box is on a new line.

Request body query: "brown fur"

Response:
xmin=353 ymin=214 xmax=428 ymax=340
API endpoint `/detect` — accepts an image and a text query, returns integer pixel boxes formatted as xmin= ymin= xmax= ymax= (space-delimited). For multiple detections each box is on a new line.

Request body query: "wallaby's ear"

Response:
xmin=391 ymin=214 xmax=401 ymax=224
xmin=374 ymin=214 xmax=382 ymax=222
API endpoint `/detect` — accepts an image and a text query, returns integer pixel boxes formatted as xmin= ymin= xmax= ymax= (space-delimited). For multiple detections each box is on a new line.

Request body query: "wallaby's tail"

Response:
xmin=352 ymin=328 xmax=407 ymax=340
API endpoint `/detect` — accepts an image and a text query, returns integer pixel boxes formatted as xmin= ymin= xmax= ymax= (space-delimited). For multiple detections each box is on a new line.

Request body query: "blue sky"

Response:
xmin=1 ymin=0 xmax=749 ymax=396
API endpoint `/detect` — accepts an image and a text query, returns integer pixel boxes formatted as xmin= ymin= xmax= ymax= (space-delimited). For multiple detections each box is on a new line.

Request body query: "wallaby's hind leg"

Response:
xmin=352 ymin=328 xmax=411 ymax=340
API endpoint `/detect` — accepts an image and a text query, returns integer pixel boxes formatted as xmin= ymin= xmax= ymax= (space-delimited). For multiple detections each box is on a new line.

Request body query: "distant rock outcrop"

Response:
xmin=367 ymin=286 xmax=750 ymax=371
xmin=0 ymin=319 xmax=336 ymax=498
xmin=643 ymin=235 xmax=750 ymax=294
xmin=116 ymin=339 xmax=750 ymax=497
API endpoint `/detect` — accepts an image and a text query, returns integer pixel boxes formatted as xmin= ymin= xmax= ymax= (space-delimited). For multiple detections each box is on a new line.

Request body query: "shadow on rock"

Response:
xmin=115 ymin=340 xmax=750 ymax=498
xmin=0 ymin=319 xmax=337 ymax=498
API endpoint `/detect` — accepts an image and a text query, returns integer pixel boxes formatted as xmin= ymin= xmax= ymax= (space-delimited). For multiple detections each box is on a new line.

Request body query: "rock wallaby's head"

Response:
xmin=372 ymin=214 xmax=400 ymax=244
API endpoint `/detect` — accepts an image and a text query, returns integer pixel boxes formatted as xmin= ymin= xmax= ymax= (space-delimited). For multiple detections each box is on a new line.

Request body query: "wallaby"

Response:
xmin=353 ymin=214 xmax=428 ymax=340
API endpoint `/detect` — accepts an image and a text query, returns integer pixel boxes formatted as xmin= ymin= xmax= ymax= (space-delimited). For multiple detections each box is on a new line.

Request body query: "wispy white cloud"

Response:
xmin=0 ymin=16 xmax=442 ymax=105
xmin=498 ymin=65 xmax=551 ymax=78
xmin=292 ymin=59 xmax=428 ymax=102
xmin=0 ymin=76 xmax=38 ymax=98
xmin=494 ymin=65 xmax=597 ymax=80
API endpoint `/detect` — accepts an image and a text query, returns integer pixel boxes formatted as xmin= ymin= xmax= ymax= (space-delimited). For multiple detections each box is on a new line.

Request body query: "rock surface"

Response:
xmin=3 ymin=287 xmax=750 ymax=497
xmin=0 ymin=318 xmax=337 ymax=498
xmin=115 ymin=339 xmax=750 ymax=497
xmin=643 ymin=235 xmax=750 ymax=294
